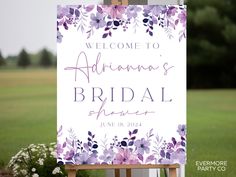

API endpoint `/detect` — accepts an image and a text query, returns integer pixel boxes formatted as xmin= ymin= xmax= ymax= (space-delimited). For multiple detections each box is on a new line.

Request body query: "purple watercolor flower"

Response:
xmin=160 ymin=148 xmax=185 ymax=164
xmin=64 ymin=150 xmax=74 ymax=160
xmin=178 ymin=10 xmax=186 ymax=27
xmin=113 ymin=148 xmax=139 ymax=164
xmin=57 ymin=143 xmax=63 ymax=155
xmin=144 ymin=5 xmax=167 ymax=16
xmin=171 ymin=149 xmax=186 ymax=164
xmin=99 ymin=148 xmax=115 ymax=163
xmin=57 ymin=31 xmax=63 ymax=43
xmin=57 ymin=5 xmax=81 ymax=20
xmin=74 ymin=152 xmax=97 ymax=164
xmin=85 ymin=5 xmax=95 ymax=12
xmin=159 ymin=158 xmax=174 ymax=164
xmin=177 ymin=124 xmax=186 ymax=137
xmin=103 ymin=5 xmax=126 ymax=19
xmin=57 ymin=5 xmax=69 ymax=19
xmin=167 ymin=6 xmax=177 ymax=17
xmin=134 ymin=138 xmax=150 ymax=155
xmin=126 ymin=6 xmax=142 ymax=19
xmin=90 ymin=13 xmax=106 ymax=29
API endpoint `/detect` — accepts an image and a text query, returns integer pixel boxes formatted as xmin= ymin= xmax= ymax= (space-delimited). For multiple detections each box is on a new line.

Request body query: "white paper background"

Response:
xmin=57 ymin=5 xmax=186 ymax=164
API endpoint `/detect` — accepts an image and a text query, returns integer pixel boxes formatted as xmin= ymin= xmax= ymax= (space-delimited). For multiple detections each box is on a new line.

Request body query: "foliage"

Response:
xmin=39 ymin=49 xmax=53 ymax=67
xmin=57 ymin=5 xmax=186 ymax=42
xmin=8 ymin=143 xmax=90 ymax=177
xmin=0 ymin=51 xmax=6 ymax=66
xmin=1 ymin=48 xmax=56 ymax=69
xmin=8 ymin=143 xmax=63 ymax=177
xmin=58 ymin=126 xmax=185 ymax=165
xmin=187 ymin=0 xmax=236 ymax=88
xmin=0 ymin=159 xmax=5 ymax=169
xmin=17 ymin=49 xmax=31 ymax=68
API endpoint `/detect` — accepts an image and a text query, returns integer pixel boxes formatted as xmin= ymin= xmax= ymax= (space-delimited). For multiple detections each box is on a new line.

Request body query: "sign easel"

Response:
xmin=65 ymin=164 xmax=179 ymax=177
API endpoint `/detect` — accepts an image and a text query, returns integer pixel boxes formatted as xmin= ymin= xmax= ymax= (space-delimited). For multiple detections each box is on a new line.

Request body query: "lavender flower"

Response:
xmin=159 ymin=158 xmax=174 ymax=164
xmin=126 ymin=6 xmax=142 ymax=19
xmin=171 ymin=149 xmax=186 ymax=164
xmin=90 ymin=13 xmax=106 ymax=29
xmin=113 ymin=148 xmax=139 ymax=164
xmin=144 ymin=5 xmax=167 ymax=16
xmin=160 ymin=148 xmax=185 ymax=164
xmin=57 ymin=5 xmax=69 ymax=19
xmin=57 ymin=5 xmax=81 ymax=19
xmin=177 ymin=124 xmax=186 ymax=137
xmin=167 ymin=6 xmax=177 ymax=17
xmin=85 ymin=5 xmax=94 ymax=12
xmin=57 ymin=31 xmax=63 ymax=43
xmin=57 ymin=143 xmax=63 ymax=155
xmin=99 ymin=148 xmax=115 ymax=163
xmin=178 ymin=10 xmax=186 ymax=27
xmin=103 ymin=5 xmax=126 ymax=19
xmin=64 ymin=150 xmax=74 ymax=160
xmin=74 ymin=152 xmax=97 ymax=164
xmin=134 ymin=138 xmax=150 ymax=155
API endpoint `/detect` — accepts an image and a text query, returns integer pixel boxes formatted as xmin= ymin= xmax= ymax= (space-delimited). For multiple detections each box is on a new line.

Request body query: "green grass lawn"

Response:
xmin=0 ymin=69 xmax=56 ymax=164
xmin=0 ymin=69 xmax=236 ymax=176
xmin=187 ymin=90 xmax=236 ymax=177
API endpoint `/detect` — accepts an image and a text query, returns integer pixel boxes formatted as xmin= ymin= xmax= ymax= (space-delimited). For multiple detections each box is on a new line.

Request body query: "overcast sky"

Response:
xmin=0 ymin=0 xmax=178 ymax=57
xmin=0 ymin=0 xmax=104 ymax=57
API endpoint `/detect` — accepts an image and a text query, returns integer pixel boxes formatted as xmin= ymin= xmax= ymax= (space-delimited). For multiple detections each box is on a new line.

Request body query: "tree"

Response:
xmin=17 ymin=49 xmax=31 ymax=68
xmin=187 ymin=0 xmax=236 ymax=88
xmin=39 ymin=48 xmax=52 ymax=67
xmin=0 ymin=51 xmax=6 ymax=66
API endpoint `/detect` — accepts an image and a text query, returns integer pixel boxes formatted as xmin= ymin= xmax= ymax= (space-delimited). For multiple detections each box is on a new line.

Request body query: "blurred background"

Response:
xmin=0 ymin=0 xmax=236 ymax=177
xmin=188 ymin=0 xmax=236 ymax=88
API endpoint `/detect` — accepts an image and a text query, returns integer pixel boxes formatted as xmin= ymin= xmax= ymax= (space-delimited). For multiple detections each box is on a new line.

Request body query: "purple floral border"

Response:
xmin=57 ymin=5 xmax=186 ymax=42
xmin=57 ymin=124 xmax=186 ymax=165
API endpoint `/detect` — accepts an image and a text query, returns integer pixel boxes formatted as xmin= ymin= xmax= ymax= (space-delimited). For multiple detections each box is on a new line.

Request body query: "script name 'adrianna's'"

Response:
xmin=64 ymin=51 xmax=174 ymax=83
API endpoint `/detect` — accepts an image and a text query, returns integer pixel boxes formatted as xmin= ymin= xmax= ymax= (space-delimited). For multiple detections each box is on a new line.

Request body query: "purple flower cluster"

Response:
xmin=57 ymin=5 xmax=81 ymax=42
xmin=113 ymin=148 xmax=139 ymax=164
xmin=126 ymin=6 xmax=142 ymax=19
xmin=57 ymin=5 xmax=186 ymax=42
xmin=90 ymin=13 xmax=106 ymax=29
xmin=57 ymin=124 xmax=186 ymax=165
xmin=57 ymin=128 xmax=99 ymax=164
xmin=158 ymin=124 xmax=186 ymax=164
xmin=135 ymin=138 xmax=150 ymax=155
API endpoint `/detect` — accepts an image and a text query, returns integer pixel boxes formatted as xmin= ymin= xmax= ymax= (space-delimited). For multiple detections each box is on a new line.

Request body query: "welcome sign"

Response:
xmin=57 ymin=5 xmax=186 ymax=165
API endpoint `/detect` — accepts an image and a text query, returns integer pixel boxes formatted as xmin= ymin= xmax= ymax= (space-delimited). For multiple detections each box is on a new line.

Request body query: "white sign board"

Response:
xmin=57 ymin=5 xmax=186 ymax=165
